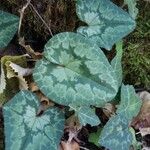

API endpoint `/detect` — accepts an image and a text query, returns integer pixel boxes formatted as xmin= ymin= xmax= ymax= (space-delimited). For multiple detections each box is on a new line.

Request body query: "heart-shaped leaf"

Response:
xmin=3 ymin=91 xmax=65 ymax=150
xmin=116 ymin=84 xmax=142 ymax=121
xmin=33 ymin=32 xmax=118 ymax=107
xmin=76 ymin=0 xmax=136 ymax=50
xmin=99 ymin=115 xmax=132 ymax=150
xmin=99 ymin=84 xmax=142 ymax=149
xmin=0 ymin=11 xmax=19 ymax=48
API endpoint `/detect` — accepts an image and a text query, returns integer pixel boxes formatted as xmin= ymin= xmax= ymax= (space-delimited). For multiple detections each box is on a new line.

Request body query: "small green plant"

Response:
xmin=0 ymin=0 xmax=143 ymax=150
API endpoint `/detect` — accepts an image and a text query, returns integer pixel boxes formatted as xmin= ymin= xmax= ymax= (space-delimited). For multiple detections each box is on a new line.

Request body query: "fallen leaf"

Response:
xmin=102 ymin=103 xmax=116 ymax=118
xmin=18 ymin=76 xmax=28 ymax=90
xmin=29 ymin=83 xmax=55 ymax=112
xmin=60 ymin=141 xmax=80 ymax=150
xmin=0 ymin=65 xmax=6 ymax=93
xmin=19 ymin=37 xmax=43 ymax=59
xmin=138 ymin=91 xmax=150 ymax=101
xmin=0 ymin=55 xmax=27 ymax=105
xmin=65 ymin=114 xmax=81 ymax=130
xmin=131 ymin=91 xmax=150 ymax=129
xmin=29 ymin=82 xmax=39 ymax=92
xmin=8 ymin=62 xmax=32 ymax=90
xmin=65 ymin=115 xmax=82 ymax=144
xmin=139 ymin=127 xmax=150 ymax=137
xmin=9 ymin=62 xmax=33 ymax=76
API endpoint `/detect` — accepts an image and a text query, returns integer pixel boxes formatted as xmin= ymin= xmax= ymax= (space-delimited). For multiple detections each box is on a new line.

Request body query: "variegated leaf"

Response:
xmin=33 ymin=32 xmax=118 ymax=107
xmin=0 ymin=11 xmax=19 ymax=48
xmin=76 ymin=0 xmax=136 ymax=50
xmin=116 ymin=84 xmax=142 ymax=121
xmin=111 ymin=41 xmax=123 ymax=87
xmin=124 ymin=0 xmax=138 ymax=19
xmin=3 ymin=91 xmax=65 ymax=150
xmin=99 ymin=115 xmax=132 ymax=150
xmin=70 ymin=105 xmax=100 ymax=126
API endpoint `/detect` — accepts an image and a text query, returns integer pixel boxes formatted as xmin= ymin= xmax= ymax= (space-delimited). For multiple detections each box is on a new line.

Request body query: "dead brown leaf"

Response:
xmin=29 ymin=82 xmax=39 ymax=92
xmin=19 ymin=37 xmax=43 ymax=60
xmin=102 ymin=103 xmax=116 ymax=118
xmin=131 ymin=91 xmax=150 ymax=129
xmin=63 ymin=114 xmax=84 ymax=146
xmin=59 ymin=141 xmax=80 ymax=150
xmin=139 ymin=127 xmax=150 ymax=137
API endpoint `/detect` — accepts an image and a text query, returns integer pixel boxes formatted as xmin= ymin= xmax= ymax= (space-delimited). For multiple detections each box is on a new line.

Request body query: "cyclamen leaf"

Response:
xmin=33 ymin=32 xmax=118 ymax=107
xmin=70 ymin=105 xmax=100 ymax=126
xmin=124 ymin=0 xmax=138 ymax=19
xmin=99 ymin=85 xmax=142 ymax=149
xmin=116 ymin=84 xmax=142 ymax=121
xmin=111 ymin=41 xmax=123 ymax=87
xmin=99 ymin=115 xmax=132 ymax=150
xmin=3 ymin=91 xmax=65 ymax=150
xmin=0 ymin=11 xmax=19 ymax=48
xmin=76 ymin=0 xmax=136 ymax=50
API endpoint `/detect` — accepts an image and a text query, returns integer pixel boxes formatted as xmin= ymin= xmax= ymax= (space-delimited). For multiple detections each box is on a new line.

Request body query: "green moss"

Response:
xmin=122 ymin=1 xmax=150 ymax=88
xmin=123 ymin=43 xmax=150 ymax=88
xmin=0 ymin=0 xmax=78 ymax=41
xmin=133 ymin=1 xmax=150 ymax=38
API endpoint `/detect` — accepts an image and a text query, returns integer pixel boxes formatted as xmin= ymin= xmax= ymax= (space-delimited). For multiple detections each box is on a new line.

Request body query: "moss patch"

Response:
xmin=123 ymin=1 xmax=150 ymax=88
xmin=123 ymin=43 xmax=150 ymax=88
xmin=0 ymin=0 xmax=78 ymax=41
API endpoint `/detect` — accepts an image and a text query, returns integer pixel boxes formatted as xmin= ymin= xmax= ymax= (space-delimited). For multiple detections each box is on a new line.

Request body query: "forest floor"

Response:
xmin=0 ymin=0 xmax=150 ymax=150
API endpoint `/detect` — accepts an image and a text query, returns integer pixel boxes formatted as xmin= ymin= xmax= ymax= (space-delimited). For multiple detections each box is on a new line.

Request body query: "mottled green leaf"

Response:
xmin=116 ymin=84 xmax=142 ymax=121
xmin=76 ymin=0 xmax=136 ymax=50
xmin=3 ymin=91 xmax=65 ymax=150
xmin=99 ymin=85 xmax=142 ymax=150
xmin=70 ymin=105 xmax=100 ymax=126
xmin=33 ymin=32 xmax=118 ymax=107
xmin=99 ymin=115 xmax=132 ymax=150
xmin=111 ymin=41 xmax=123 ymax=87
xmin=0 ymin=11 xmax=19 ymax=48
xmin=124 ymin=0 xmax=138 ymax=19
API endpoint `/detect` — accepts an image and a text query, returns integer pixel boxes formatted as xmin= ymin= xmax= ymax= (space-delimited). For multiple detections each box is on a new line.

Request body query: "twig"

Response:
xmin=29 ymin=3 xmax=53 ymax=36
xmin=79 ymin=146 xmax=90 ymax=150
xmin=18 ymin=0 xmax=31 ymax=37
xmin=19 ymin=37 xmax=43 ymax=59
